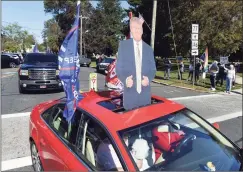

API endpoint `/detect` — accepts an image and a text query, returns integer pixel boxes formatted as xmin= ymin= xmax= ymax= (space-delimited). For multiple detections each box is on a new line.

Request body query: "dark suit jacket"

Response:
xmin=116 ymin=39 xmax=156 ymax=110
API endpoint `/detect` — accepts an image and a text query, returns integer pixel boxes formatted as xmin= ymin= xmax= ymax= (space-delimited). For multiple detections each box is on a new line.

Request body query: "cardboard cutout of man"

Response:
xmin=116 ymin=17 xmax=156 ymax=110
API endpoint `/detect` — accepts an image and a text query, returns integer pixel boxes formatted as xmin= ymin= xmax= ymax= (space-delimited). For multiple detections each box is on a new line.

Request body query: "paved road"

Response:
xmin=1 ymin=67 xmax=208 ymax=114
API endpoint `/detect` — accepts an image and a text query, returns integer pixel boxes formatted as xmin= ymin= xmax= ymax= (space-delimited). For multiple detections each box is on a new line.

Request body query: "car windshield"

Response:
xmin=25 ymin=53 xmax=58 ymax=64
xmin=119 ymin=109 xmax=242 ymax=171
xmin=102 ymin=58 xmax=114 ymax=63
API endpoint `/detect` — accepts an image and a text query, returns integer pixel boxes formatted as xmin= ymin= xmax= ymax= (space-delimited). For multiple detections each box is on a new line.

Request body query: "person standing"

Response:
xmin=116 ymin=17 xmax=156 ymax=110
xmin=187 ymin=62 xmax=193 ymax=81
xmin=163 ymin=57 xmax=171 ymax=80
xmin=209 ymin=61 xmax=219 ymax=91
xmin=216 ymin=63 xmax=225 ymax=87
xmin=178 ymin=61 xmax=184 ymax=80
xmin=224 ymin=64 xmax=235 ymax=94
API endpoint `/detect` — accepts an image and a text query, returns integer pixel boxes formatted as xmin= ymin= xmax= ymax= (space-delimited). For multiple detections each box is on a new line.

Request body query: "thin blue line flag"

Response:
xmin=58 ymin=1 xmax=83 ymax=122
xmin=33 ymin=44 xmax=39 ymax=53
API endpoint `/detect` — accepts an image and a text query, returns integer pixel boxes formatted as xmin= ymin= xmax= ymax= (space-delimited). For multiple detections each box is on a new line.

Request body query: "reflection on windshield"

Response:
xmin=119 ymin=109 xmax=242 ymax=171
xmin=25 ymin=54 xmax=58 ymax=64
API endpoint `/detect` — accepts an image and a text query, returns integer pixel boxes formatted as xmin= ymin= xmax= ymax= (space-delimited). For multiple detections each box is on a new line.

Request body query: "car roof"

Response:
xmin=76 ymin=90 xmax=185 ymax=133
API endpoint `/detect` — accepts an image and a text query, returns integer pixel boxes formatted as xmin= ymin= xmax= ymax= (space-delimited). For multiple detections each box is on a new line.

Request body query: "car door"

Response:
xmin=1 ymin=55 xmax=9 ymax=67
xmin=64 ymin=109 xmax=128 ymax=171
xmin=39 ymin=103 xmax=71 ymax=171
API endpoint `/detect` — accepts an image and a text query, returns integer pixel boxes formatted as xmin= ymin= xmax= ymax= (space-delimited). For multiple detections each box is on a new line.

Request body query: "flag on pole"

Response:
xmin=58 ymin=0 xmax=83 ymax=122
xmin=33 ymin=44 xmax=39 ymax=53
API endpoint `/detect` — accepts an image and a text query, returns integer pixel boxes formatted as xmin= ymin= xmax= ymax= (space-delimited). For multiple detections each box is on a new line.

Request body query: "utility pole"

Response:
xmin=80 ymin=15 xmax=88 ymax=56
xmin=150 ymin=0 xmax=157 ymax=50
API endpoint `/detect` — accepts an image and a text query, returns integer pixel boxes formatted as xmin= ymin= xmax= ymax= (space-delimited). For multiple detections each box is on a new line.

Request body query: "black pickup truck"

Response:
xmin=18 ymin=53 xmax=63 ymax=93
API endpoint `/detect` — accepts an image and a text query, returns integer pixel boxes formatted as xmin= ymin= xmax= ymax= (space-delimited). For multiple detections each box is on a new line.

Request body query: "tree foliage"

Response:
xmin=43 ymin=0 xmax=125 ymax=56
xmin=42 ymin=18 xmax=61 ymax=53
xmin=2 ymin=23 xmax=35 ymax=52
xmin=128 ymin=0 xmax=243 ymax=58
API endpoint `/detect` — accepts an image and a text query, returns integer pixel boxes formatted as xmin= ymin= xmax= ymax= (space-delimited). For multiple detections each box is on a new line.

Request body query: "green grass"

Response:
xmin=237 ymin=73 xmax=243 ymax=77
xmin=90 ymin=61 xmax=96 ymax=68
xmin=155 ymin=71 xmax=242 ymax=92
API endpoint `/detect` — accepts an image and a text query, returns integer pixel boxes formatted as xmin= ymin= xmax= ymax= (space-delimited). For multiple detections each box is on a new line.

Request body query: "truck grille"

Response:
xmin=28 ymin=69 xmax=56 ymax=80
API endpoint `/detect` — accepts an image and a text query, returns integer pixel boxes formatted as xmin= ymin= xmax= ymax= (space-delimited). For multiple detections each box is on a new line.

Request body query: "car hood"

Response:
xmin=20 ymin=62 xmax=58 ymax=69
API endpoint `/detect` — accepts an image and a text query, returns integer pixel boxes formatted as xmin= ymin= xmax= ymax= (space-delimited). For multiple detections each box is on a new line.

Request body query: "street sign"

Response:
xmin=191 ymin=49 xmax=198 ymax=56
xmin=191 ymin=40 xmax=198 ymax=49
xmin=191 ymin=33 xmax=198 ymax=40
xmin=192 ymin=24 xmax=199 ymax=33
xmin=220 ymin=56 xmax=229 ymax=65
xmin=89 ymin=73 xmax=97 ymax=91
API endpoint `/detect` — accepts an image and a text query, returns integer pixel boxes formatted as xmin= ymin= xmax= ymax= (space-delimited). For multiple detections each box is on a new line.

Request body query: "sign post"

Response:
xmin=191 ymin=24 xmax=199 ymax=88
xmin=89 ymin=73 xmax=97 ymax=91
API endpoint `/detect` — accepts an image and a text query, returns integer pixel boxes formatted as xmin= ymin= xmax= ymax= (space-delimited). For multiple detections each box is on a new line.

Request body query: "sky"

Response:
xmin=2 ymin=1 xmax=130 ymax=44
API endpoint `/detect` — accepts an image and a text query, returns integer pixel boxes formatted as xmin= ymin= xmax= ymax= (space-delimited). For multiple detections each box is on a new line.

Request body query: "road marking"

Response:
xmin=169 ymin=93 xmax=223 ymax=100
xmin=1 ymin=112 xmax=31 ymax=119
xmin=207 ymin=111 xmax=242 ymax=123
xmin=1 ymin=156 xmax=32 ymax=171
xmin=1 ymin=111 xmax=242 ymax=170
xmin=1 ymin=74 xmax=15 ymax=78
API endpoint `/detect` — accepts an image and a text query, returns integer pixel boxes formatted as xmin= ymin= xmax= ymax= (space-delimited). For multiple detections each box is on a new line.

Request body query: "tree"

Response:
xmin=43 ymin=0 xmax=95 ymax=53
xmin=2 ymin=23 xmax=35 ymax=52
xmin=42 ymin=18 xmax=61 ymax=53
xmin=127 ymin=0 xmax=243 ymax=58
xmin=85 ymin=0 xmax=126 ymax=55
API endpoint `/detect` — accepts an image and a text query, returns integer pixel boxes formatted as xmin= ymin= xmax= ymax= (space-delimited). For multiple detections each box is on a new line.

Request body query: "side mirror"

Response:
xmin=213 ymin=122 xmax=220 ymax=130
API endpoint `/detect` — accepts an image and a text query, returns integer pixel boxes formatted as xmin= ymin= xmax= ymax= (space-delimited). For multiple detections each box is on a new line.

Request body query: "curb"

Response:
xmin=152 ymin=80 xmax=214 ymax=93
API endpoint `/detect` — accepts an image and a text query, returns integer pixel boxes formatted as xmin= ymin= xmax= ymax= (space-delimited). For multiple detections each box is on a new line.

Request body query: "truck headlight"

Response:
xmin=56 ymin=70 xmax=60 ymax=75
xmin=20 ymin=70 xmax=28 ymax=76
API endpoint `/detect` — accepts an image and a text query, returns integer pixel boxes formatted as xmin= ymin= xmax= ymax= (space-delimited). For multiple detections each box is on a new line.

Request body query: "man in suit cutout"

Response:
xmin=116 ymin=17 xmax=156 ymax=110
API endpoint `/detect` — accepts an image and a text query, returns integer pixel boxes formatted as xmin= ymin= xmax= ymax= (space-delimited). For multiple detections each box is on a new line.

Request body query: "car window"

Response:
xmin=74 ymin=110 xmax=124 ymax=171
xmin=118 ymin=109 xmax=242 ymax=171
xmin=1 ymin=55 xmax=9 ymax=60
xmin=42 ymin=103 xmax=82 ymax=146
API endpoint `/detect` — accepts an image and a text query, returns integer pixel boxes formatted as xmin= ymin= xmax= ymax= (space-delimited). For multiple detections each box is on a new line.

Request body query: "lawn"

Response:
xmin=237 ymin=72 xmax=242 ymax=77
xmin=154 ymin=70 xmax=242 ymax=92
xmin=90 ymin=61 xmax=96 ymax=68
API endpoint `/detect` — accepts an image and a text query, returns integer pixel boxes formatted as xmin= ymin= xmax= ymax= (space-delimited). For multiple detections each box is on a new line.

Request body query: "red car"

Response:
xmin=29 ymin=90 xmax=242 ymax=171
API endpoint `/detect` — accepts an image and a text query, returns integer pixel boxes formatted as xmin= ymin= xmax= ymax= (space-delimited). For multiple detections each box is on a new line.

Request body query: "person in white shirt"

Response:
xmin=224 ymin=64 xmax=236 ymax=94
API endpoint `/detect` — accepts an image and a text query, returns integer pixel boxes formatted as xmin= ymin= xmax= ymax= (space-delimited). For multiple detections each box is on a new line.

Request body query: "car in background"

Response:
xmin=18 ymin=53 xmax=63 ymax=93
xmin=29 ymin=90 xmax=242 ymax=171
xmin=12 ymin=53 xmax=24 ymax=63
xmin=96 ymin=57 xmax=115 ymax=73
xmin=1 ymin=53 xmax=20 ymax=68
xmin=79 ymin=55 xmax=91 ymax=67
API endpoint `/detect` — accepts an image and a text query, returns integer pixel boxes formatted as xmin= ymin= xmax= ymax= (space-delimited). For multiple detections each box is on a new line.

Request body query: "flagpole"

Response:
xmin=138 ymin=12 xmax=152 ymax=31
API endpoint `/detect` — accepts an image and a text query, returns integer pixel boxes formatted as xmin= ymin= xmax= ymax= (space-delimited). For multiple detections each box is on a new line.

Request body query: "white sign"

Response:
xmin=89 ymin=73 xmax=97 ymax=91
xmin=220 ymin=56 xmax=229 ymax=65
xmin=192 ymin=24 xmax=199 ymax=33
xmin=191 ymin=34 xmax=198 ymax=40
xmin=191 ymin=49 xmax=198 ymax=56
xmin=191 ymin=41 xmax=198 ymax=49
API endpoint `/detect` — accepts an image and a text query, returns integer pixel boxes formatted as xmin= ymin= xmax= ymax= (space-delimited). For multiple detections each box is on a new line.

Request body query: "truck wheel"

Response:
xmin=19 ymin=85 xmax=25 ymax=94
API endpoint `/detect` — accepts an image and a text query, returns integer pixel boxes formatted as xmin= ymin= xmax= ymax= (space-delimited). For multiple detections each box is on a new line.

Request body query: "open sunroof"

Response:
xmin=97 ymin=96 xmax=163 ymax=114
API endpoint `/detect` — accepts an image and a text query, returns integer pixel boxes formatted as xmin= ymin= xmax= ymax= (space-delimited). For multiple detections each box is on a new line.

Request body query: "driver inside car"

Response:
xmin=152 ymin=123 xmax=185 ymax=161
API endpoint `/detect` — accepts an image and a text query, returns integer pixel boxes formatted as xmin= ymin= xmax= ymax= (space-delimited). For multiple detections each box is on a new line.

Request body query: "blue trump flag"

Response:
xmin=33 ymin=44 xmax=39 ymax=53
xmin=58 ymin=1 xmax=83 ymax=122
